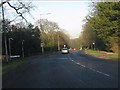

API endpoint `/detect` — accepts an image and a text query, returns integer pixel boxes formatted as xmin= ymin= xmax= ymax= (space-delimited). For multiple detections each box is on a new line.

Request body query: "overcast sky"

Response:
xmin=4 ymin=1 xmax=91 ymax=39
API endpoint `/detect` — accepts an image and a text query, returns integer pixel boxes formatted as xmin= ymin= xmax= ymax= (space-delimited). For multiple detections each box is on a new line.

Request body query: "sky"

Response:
xmin=30 ymin=1 xmax=91 ymax=39
xmin=3 ymin=0 xmax=91 ymax=39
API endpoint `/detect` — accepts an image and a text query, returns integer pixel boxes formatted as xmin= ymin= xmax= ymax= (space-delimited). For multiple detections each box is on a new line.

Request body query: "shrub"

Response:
xmin=109 ymin=36 xmax=119 ymax=53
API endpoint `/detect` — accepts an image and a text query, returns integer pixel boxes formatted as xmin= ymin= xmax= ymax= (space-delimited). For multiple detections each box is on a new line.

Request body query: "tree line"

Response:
xmin=1 ymin=19 xmax=70 ymax=59
xmin=77 ymin=2 xmax=119 ymax=53
xmin=1 ymin=0 xmax=70 ymax=62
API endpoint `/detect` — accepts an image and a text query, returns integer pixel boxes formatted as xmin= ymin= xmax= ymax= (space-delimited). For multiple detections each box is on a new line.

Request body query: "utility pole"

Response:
xmin=2 ymin=0 xmax=9 ymax=62
xmin=22 ymin=40 xmax=24 ymax=58
xmin=57 ymin=30 xmax=60 ymax=51
xmin=8 ymin=38 xmax=13 ymax=61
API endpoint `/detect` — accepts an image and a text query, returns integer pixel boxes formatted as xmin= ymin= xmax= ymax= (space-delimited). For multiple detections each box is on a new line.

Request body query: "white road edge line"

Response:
xmin=81 ymin=64 xmax=86 ymax=67
xmin=67 ymin=54 xmax=88 ymax=87
xmin=96 ymin=70 xmax=110 ymax=77
xmin=68 ymin=54 xmax=112 ymax=78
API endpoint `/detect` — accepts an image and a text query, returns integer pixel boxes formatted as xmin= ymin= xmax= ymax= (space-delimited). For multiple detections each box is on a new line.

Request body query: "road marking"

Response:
xmin=96 ymin=70 xmax=110 ymax=77
xmin=89 ymin=68 xmax=96 ymax=71
xmin=68 ymin=54 xmax=112 ymax=78
xmin=89 ymin=67 xmax=111 ymax=77
xmin=81 ymin=64 xmax=86 ymax=67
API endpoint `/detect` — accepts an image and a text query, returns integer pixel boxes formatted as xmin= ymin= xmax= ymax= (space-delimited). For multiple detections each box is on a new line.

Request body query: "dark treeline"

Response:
xmin=2 ymin=23 xmax=41 ymax=57
xmin=1 ymin=0 xmax=70 ymax=61
xmin=78 ymin=2 xmax=120 ymax=53
xmin=2 ymin=19 xmax=70 ymax=59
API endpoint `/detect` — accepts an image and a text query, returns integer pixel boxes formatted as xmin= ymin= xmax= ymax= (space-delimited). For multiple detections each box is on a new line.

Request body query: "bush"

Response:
xmin=109 ymin=37 xmax=119 ymax=53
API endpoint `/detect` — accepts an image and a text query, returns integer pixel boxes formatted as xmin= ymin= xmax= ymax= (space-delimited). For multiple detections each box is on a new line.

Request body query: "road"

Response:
xmin=3 ymin=50 xmax=118 ymax=88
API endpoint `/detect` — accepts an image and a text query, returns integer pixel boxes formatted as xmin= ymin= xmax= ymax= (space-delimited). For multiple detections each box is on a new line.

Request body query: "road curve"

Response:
xmin=3 ymin=50 xmax=118 ymax=88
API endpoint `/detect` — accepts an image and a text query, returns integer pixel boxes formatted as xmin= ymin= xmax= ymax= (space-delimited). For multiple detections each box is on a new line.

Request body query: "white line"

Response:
xmin=96 ymin=70 xmax=110 ymax=77
xmin=68 ymin=54 xmax=112 ymax=78
xmin=73 ymin=60 xmax=76 ymax=63
xmin=81 ymin=64 xmax=86 ymax=67
xmin=89 ymin=68 xmax=96 ymax=71
xmin=89 ymin=68 xmax=111 ymax=77
xmin=74 ymin=60 xmax=86 ymax=68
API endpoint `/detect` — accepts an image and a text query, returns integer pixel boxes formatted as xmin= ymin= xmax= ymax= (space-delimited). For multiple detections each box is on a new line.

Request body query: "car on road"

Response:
xmin=61 ymin=47 xmax=69 ymax=54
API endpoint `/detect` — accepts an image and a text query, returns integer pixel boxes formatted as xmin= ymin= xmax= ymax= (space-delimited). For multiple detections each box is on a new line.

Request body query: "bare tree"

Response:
xmin=1 ymin=0 xmax=34 ymax=24
xmin=0 ymin=0 xmax=11 ymax=7
xmin=1 ymin=0 xmax=34 ymax=62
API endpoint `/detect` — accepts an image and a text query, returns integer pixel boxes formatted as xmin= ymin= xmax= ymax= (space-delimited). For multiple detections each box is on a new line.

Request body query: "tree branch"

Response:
xmin=0 ymin=0 xmax=11 ymax=7
xmin=7 ymin=2 xmax=28 ymax=23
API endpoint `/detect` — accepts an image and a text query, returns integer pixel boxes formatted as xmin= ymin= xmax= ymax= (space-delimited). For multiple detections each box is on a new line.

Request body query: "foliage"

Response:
xmin=79 ymin=22 xmax=96 ymax=46
xmin=1 ymin=0 xmax=70 ymax=62
xmin=83 ymin=2 xmax=120 ymax=52
xmin=36 ymin=19 xmax=70 ymax=50
xmin=79 ymin=20 xmax=107 ymax=50
xmin=2 ymin=18 xmax=70 ymax=59
xmin=2 ymin=22 xmax=41 ymax=57
xmin=109 ymin=36 xmax=119 ymax=53
xmin=59 ymin=31 xmax=70 ymax=48
xmin=70 ymin=38 xmax=81 ymax=49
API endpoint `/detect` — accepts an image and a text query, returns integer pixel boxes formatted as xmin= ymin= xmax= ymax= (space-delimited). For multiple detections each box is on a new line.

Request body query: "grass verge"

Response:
xmin=2 ymin=59 xmax=27 ymax=75
xmin=2 ymin=51 xmax=58 ymax=76
xmin=85 ymin=49 xmax=119 ymax=60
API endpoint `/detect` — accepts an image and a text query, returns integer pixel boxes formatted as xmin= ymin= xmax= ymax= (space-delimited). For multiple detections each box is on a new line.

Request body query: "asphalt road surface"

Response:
xmin=3 ymin=50 xmax=118 ymax=88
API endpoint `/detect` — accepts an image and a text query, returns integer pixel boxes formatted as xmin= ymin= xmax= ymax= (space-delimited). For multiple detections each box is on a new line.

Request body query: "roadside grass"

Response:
xmin=85 ymin=49 xmax=103 ymax=55
xmin=2 ymin=51 xmax=58 ymax=76
xmin=85 ymin=49 xmax=119 ymax=60
xmin=2 ymin=59 xmax=27 ymax=75
xmin=107 ymin=54 xmax=120 ymax=60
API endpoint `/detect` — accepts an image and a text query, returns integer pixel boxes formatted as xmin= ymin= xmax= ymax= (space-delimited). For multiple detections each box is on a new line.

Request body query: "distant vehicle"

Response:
xmin=70 ymin=48 xmax=76 ymax=51
xmin=61 ymin=47 xmax=69 ymax=54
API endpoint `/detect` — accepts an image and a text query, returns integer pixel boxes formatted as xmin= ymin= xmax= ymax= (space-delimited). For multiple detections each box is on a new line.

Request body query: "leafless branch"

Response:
xmin=0 ymin=0 xmax=11 ymax=7
xmin=5 ymin=16 xmax=19 ymax=26
xmin=7 ymin=2 xmax=28 ymax=23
